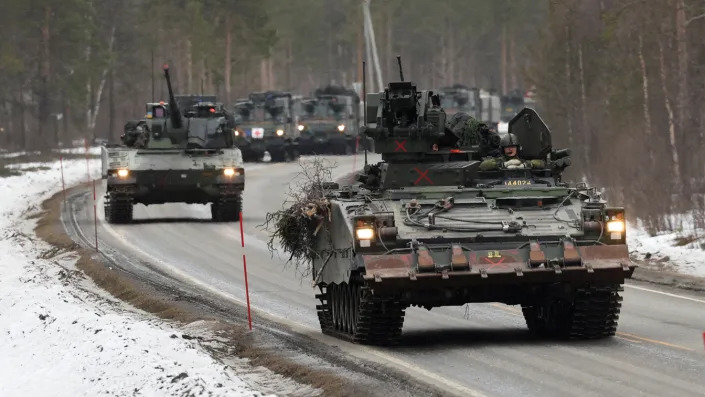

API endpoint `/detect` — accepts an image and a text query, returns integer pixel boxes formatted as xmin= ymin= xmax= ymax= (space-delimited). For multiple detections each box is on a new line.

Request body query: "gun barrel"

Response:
xmin=552 ymin=148 xmax=571 ymax=160
xmin=162 ymin=65 xmax=183 ymax=129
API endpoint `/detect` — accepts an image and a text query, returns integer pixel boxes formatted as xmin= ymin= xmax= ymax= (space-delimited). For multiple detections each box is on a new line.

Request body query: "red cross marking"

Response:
xmin=414 ymin=168 xmax=433 ymax=185
xmin=482 ymin=256 xmax=507 ymax=269
xmin=394 ymin=139 xmax=407 ymax=152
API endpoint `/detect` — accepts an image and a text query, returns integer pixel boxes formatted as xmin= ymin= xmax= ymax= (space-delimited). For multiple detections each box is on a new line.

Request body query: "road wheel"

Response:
xmin=105 ymin=192 xmax=133 ymax=224
xmin=211 ymin=192 xmax=241 ymax=222
xmin=522 ymin=284 xmax=623 ymax=339
xmin=315 ymin=279 xmax=406 ymax=345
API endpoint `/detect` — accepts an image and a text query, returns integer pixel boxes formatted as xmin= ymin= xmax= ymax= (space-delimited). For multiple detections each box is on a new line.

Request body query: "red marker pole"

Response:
xmin=92 ymin=179 xmax=98 ymax=251
xmin=59 ymin=155 xmax=66 ymax=205
xmin=240 ymin=211 xmax=252 ymax=330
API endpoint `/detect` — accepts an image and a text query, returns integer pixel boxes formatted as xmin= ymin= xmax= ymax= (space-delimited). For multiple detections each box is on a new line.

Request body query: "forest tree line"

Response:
xmin=1 ymin=0 xmax=704 ymax=228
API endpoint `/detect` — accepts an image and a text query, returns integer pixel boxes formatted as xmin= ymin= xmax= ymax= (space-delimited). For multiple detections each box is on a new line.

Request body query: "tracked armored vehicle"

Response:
xmin=233 ymin=92 xmax=299 ymax=162
xmin=101 ymin=65 xmax=245 ymax=223
xmin=438 ymin=84 xmax=479 ymax=117
xmin=297 ymin=86 xmax=361 ymax=155
xmin=310 ymin=77 xmax=634 ymax=345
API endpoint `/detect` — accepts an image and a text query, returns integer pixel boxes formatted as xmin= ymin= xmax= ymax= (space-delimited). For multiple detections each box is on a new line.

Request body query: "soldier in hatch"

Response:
xmin=443 ymin=112 xmax=501 ymax=156
xmin=479 ymin=133 xmax=545 ymax=170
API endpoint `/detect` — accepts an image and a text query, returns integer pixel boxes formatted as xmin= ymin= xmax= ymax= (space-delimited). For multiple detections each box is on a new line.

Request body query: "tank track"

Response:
xmin=211 ymin=189 xmax=242 ymax=222
xmin=522 ymin=284 xmax=623 ymax=339
xmin=104 ymin=191 xmax=133 ymax=224
xmin=316 ymin=281 xmax=406 ymax=345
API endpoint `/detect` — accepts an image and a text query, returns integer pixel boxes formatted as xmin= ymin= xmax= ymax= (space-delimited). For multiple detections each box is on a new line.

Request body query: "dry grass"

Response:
xmin=34 ymin=185 xmax=399 ymax=397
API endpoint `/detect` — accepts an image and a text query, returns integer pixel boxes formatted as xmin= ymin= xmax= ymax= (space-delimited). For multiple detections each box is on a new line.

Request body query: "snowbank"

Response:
xmin=628 ymin=217 xmax=705 ymax=278
xmin=0 ymin=160 xmax=266 ymax=396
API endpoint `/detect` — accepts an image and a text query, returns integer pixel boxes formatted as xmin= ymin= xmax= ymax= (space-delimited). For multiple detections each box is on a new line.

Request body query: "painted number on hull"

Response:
xmin=504 ymin=179 xmax=532 ymax=186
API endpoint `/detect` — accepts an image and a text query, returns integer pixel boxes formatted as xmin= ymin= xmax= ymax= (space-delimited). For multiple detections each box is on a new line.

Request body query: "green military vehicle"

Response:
xmin=232 ymin=92 xmax=300 ymax=162
xmin=102 ymin=65 xmax=245 ymax=223
xmin=280 ymin=76 xmax=634 ymax=345
xmin=297 ymin=85 xmax=361 ymax=155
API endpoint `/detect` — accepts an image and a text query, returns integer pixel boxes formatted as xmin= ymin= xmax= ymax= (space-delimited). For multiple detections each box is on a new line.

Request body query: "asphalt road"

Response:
xmin=71 ymin=155 xmax=705 ymax=397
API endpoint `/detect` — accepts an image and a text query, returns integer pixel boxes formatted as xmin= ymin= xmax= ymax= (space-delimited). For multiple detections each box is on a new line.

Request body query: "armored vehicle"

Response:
xmin=308 ymin=77 xmax=634 ymax=345
xmin=101 ymin=65 xmax=245 ymax=223
xmin=438 ymin=84 xmax=480 ymax=117
xmin=232 ymin=92 xmax=299 ymax=162
xmin=439 ymin=85 xmax=500 ymax=128
xmin=297 ymin=86 xmax=361 ymax=155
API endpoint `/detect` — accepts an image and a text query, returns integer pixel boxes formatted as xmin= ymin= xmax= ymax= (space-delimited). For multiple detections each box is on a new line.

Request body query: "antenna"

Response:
xmin=151 ymin=50 xmax=155 ymax=102
xmin=362 ymin=60 xmax=368 ymax=166
xmin=396 ymin=55 xmax=404 ymax=82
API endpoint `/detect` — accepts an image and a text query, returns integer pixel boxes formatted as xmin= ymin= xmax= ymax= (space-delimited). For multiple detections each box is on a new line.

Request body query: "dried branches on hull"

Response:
xmin=264 ymin=158 xmax=337 ymax=277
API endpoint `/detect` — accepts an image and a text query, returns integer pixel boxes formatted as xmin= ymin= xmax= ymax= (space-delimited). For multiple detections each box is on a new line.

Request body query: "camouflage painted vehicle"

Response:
xmin=439 ymin=84 xmax=501 ymax=128
xmin=438 ymin=84 xmax=480 ymax=117
xmin=101 ymin=65 xmax=245 ymax=223
xmin=232 ymin=92 xmax=300 ymax=162
xmin=310 ymin=78 xmax=634 ymax=345
xmin=297 ymin=86 xmax=361 ymax=155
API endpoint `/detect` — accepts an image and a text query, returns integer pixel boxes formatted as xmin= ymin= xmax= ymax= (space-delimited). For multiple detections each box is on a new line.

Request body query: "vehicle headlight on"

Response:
xmin=297 ymin=124 xmax=305 ymax=131
xmin=223 ymin=168 xmax=237 ymax=177
xmin=233 ymin=129 xmax=240 ymax=136
xmin=607 ymin=220 xmax=625 ymax=233
xmin=337 ymin=124 xmax=345 ymax=132
xmin=276 ymin=129 xmax=285 ymax=136
xmin=355 ymin=227 xmax=374 ymax=240
xmin=117 ymin=169 xmax=129 ymax=178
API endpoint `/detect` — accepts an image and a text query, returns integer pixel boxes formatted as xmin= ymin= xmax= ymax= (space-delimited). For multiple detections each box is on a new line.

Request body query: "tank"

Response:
xmin=304 ymin=76 xmax=635 ymax=345
xmin=232 ymin=92 xmax=300 ymax=162
xmin=101 ymin=65 xmax=245 ymax=223
xmin=296 ymin=85 xmax=361 ymax=155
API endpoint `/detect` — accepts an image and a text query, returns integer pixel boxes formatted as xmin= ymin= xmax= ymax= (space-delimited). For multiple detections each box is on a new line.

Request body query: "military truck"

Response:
xmin=439 ymin=85 xmax=500 ymax=128
xmin=101 ymin=65 xmax=245 ymax=223
xmin=232 ymin=92 xmax=299 ymax=162
xmin=305 ymin=77 xmax=634 ymax=345
xmin=296 ymin=86 xmax=361 ymax=155
xmin=438 ymin=84 xmax=480 ymax=117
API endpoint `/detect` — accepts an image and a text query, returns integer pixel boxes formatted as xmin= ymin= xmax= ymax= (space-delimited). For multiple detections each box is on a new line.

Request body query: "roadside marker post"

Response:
xmin=59 ymin=156 xmax=66 ymax=205
xmin=239 ymin=211 xmax=253 ymax=330
xmin=92 ymin=179 xmax=98 ymax=251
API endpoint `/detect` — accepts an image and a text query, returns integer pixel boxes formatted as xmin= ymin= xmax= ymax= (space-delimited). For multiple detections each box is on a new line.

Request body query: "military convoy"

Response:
xmin=232 ymin=92 xmax=300 ymax=162
xmin=297 ymin=85 xmax=361 ymax=155
xmin=303 ymin=74 xmax=634 ymax=345
xmin=101 ymin=65 xmax=245 ymax=223
xmin=439 ymin=85 xmax=501 ymax=128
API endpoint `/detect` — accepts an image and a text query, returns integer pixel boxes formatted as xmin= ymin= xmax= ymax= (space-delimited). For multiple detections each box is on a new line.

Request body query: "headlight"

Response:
xmin=223 ymin=168 xmax=237 ymax=177
xmin=355 ymin=227 xmax=374 ymax=240
xmin=234 ymin=129 xmax=240 ymax=136
xmin=606 ymin=220 xmax=625 ymax=233
xmin=276 ymin=129 xmax=285 ymax=136
xmin=117 ymin=169 xmax=129 ymax=178
xmin=337 ymin=124 xmax=345 ymax=132
xmin=297 ymin=124 xmax=305 ymax=131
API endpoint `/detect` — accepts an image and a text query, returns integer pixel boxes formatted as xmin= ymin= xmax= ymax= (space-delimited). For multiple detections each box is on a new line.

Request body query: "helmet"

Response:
xmin=500 ymin=133 xmax=520 ymax=148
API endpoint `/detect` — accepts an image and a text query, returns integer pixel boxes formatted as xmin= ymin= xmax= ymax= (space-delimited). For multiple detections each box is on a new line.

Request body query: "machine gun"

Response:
xmin=364 ymin=58 xmax=446 ymax=160
xmin=163 ymin=65 xmax=183 ymax=129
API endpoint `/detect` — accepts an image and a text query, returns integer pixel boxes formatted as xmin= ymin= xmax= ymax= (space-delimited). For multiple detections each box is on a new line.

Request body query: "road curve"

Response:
xmin=70 ymin=155 xmax=705 ymax=397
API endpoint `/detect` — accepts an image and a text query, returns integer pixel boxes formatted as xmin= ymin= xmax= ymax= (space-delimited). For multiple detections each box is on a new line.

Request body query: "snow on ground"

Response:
xmin=0 ymin=159 xmax=270 ymax=396
xmin=629 ymin=217 xmax=705 ymax=278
